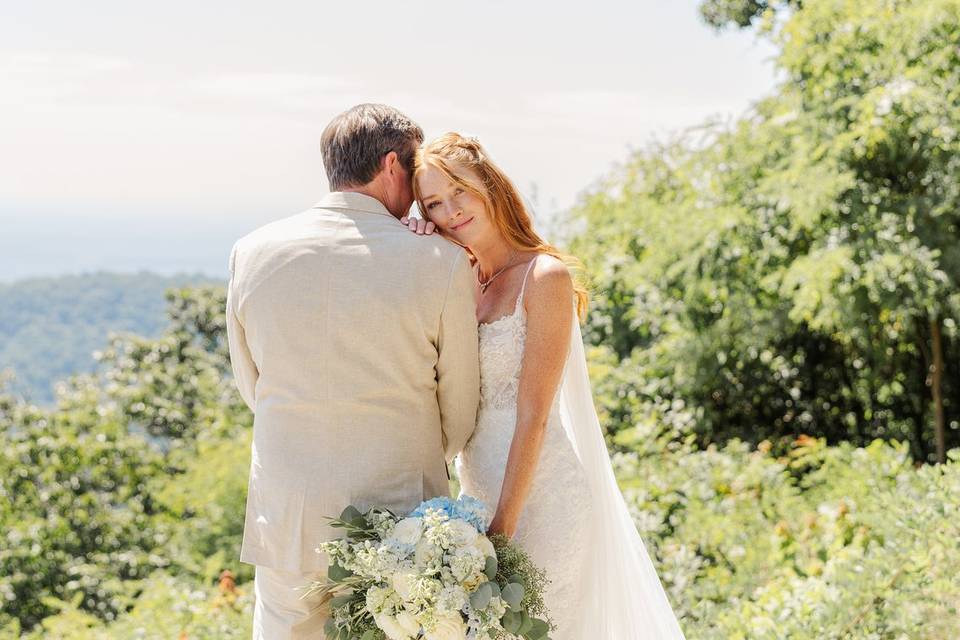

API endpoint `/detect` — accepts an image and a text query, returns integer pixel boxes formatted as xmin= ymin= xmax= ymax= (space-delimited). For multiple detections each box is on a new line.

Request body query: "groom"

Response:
xmin=226 ymin=104 xmax=480 ymax=639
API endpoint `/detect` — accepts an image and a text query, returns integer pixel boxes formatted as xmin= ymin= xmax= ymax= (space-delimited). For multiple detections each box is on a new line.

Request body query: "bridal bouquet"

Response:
xmin=309 ymin=496 xmax=552 ymax=640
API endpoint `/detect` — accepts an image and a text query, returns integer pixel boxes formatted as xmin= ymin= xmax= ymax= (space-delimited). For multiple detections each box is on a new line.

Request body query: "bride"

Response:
xmin=401 ymin=133 xmax=686 ymax=639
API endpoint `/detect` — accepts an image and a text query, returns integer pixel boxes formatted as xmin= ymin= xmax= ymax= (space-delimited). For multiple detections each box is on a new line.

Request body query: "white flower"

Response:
xmin=392 ymin=572 xmax=418 ymax=602
xmin=396 ymin=611 xmax=421 ymax=636
xmin=447 ymin=519 xmax=480 ymax=547
xmin=365 ymin=585 xmax=392 ymax=615
xmin=424 ymin=611 xmax=468 ymax=640
xmin=354 ymin=542 xmax=402 ymax=579
xmin=388 ymin=517 xmax=424 ymax=547
xmin=418 ymin=577 xmax=443 ymax=603
xmin=374 ymin=613 xmax=415 ymax=640
xmin=415 ymin=536 xmax=442 ymax=567
xmin=472 ymin=534 xmax=495 ymax=559
xmin=449 ymin=546 xmax=486 ymax=586
xmin=486 ymin=595 xmax=507 ymax=618
xmin=436 ymin=584 xmax=468 ymax=613
xmin=371 ymin=511 xmax=399 ymax=538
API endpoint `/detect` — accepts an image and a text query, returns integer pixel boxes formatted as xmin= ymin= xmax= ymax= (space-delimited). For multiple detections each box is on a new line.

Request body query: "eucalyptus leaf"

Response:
xmin=484 ymin=555 xmax=498 ymax=580
xmin=328 ymin=562 xmax=353 ymax=581
xmin=340 ymin=505 xmax=363 ymax=522
xmin=329 ymin=593 xmax=355 ymax=608
xmin=517 ymin=610 xmax=533 ymax=635
xmin=501 ymin=610 xmax=522 ymax=634
xmin=501 ymin=582 xmax=525 ymax=609
xmin=524 ymin=618 xmax=549 ymax=640
xmin=469 ymin=582 xmax=493 ymax=609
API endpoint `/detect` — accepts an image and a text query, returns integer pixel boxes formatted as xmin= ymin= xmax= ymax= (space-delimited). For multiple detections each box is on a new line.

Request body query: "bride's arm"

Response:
xmin=488 ymin=258 xmax=574 ymax=538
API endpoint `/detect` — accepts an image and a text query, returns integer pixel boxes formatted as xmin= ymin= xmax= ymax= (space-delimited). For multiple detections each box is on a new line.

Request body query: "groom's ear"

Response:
xmin=382 ymin=151 xmax=401 ymax=176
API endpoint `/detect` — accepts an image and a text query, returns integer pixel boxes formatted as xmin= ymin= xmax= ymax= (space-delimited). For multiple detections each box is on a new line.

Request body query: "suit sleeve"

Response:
xmin=437 ymin=250 xmax=481 ymax=462
xmin=226 ymin=244 xmax=259 ymax=412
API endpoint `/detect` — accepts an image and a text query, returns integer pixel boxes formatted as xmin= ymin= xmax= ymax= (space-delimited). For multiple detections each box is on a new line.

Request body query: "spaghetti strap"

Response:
xmin=514 ymin=256 xmax=538 ymax=311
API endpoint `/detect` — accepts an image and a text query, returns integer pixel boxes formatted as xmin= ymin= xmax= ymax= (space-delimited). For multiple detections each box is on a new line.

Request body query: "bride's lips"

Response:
xmin=450 ymin=217 xmax=474 ymax=232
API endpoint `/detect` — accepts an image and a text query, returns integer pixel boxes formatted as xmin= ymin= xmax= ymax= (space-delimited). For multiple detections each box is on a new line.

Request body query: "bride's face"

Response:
xmin=416 ymin=163 xmax=492 ymax=247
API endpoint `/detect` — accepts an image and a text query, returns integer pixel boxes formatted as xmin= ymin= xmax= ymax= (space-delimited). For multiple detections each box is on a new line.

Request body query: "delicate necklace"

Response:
xmin=477 ymin=250 xmax=519 ymax=294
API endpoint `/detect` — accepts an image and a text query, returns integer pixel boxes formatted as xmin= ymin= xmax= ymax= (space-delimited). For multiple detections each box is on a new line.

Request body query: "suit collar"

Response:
xmin=314 ymin=191 xmax=394 ymax=218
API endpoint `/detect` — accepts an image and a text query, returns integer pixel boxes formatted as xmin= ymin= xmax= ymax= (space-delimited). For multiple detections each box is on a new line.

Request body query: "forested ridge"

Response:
xmin=0 ymin=272 xmax=218 ymax=405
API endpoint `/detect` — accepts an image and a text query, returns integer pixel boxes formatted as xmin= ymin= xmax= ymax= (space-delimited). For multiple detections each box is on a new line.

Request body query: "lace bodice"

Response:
xmin=478 ymin=293 xmax=529 ymax=410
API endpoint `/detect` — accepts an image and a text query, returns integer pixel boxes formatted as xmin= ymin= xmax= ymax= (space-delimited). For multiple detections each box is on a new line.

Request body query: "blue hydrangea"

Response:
xmin=411 ymin=496 xmax=457 ymax=520
xmin=410 ymin=495 xmax=490 ymax=532
xmin=451 ymin=495 xmax=490 ymax=531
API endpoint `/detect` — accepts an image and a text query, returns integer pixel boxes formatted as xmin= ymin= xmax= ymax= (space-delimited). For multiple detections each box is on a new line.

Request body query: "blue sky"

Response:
xmin=0 ymin=1 xmax=779 ymax=281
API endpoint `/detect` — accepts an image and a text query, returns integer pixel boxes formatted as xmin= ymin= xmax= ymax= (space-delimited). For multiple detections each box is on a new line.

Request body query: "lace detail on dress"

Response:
xmin=478 ymin=259 xmax=535 ymax=410
xmin=478 ymin=305 xmax=526 ymax=410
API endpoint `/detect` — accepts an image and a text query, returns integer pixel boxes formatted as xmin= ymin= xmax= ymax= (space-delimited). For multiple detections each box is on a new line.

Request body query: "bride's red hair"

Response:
xmin=413 ymin=132 xmax=589 ymax=321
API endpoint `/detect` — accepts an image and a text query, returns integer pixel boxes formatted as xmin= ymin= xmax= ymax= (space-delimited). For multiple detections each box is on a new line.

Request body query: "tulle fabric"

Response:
xmin=558 ymin=312 xmax=687 ymax=639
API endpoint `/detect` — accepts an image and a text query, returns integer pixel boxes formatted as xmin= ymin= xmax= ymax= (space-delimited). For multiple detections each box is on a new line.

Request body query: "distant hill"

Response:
xmin=0 ymin=272 xmax=222 ymax=405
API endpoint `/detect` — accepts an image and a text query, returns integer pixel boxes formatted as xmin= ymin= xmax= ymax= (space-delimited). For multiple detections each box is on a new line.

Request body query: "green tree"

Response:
xmin=0 ymin=379 xmax=168 ymax=629
xmin=572 ymin=0 xmax=960 ymax=461
xmin=0 ymin=285 xmax=252 ymax=633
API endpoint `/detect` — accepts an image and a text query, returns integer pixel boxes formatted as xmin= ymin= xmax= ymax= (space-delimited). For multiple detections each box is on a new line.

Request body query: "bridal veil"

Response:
xmin=557 ymin=312 xmax=687 ymax=639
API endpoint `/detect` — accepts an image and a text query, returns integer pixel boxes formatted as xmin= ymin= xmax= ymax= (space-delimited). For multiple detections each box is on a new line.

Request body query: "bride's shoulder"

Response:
xmin=524 ymin=254 xmax=573 ymax=302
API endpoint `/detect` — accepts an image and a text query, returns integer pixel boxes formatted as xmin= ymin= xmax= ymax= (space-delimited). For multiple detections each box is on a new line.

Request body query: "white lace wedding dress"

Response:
xmin=457 ymin=259 xmax=686 ymax=639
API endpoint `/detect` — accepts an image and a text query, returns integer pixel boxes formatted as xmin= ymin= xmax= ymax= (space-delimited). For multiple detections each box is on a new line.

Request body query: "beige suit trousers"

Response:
xmin=253 ymin=566 xmax=328 ymax=640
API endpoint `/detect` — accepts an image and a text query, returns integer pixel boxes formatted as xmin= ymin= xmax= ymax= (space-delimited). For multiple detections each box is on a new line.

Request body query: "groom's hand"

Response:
xmin=400 ymin=215 xmax=436 ymax=235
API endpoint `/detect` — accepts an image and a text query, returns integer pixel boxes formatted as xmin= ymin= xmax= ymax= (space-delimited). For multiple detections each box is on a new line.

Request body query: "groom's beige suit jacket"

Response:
xmin=227 ymin=192 xmax=480 ymax=572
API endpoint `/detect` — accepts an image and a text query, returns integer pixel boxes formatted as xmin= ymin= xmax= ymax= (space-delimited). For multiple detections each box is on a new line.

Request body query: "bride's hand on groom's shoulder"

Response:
xmin=400 ymin=215 xmax=437 ymax=236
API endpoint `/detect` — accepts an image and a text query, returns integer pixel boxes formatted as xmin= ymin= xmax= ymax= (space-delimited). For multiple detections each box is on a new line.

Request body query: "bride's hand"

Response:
xmin=486 ymin=513 xmax=516 ymax=539
xmin=399 ymin=215 xmax=437 ymax=235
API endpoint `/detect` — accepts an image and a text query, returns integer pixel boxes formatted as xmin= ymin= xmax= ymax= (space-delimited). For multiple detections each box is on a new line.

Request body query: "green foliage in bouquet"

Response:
xmin=313 ymin=501 xmax=552 ymax=640
xmin=487 ymin=533 xmax=551 ymax=634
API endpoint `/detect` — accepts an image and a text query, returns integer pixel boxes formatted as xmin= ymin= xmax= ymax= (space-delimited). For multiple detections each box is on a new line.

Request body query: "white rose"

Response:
xmin=395 ymin=611 xmax=421 ymax=636
xmin=424 ymin=611 xmax=468 ymax=640
xmin=448 ymin=519 xmax=480 ymax=547
xmin=462 ymin=571 xmax=487 ymax=591
xmin=392 ymin=572 xmax=417 ymax=602
xmin=374 ymin=613 xmax=415 ymax=640
xmin=472 ymin=534 xmax=495 ymax=559
xmin=415 ymin=536 xmax=442 ymax=566
xmin=387 ymin=517 xmax=424 ymax=547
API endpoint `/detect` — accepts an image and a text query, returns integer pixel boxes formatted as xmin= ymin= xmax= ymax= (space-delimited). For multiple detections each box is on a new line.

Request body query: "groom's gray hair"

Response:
xmin=321 ymin=104 xmax=424 ymax=191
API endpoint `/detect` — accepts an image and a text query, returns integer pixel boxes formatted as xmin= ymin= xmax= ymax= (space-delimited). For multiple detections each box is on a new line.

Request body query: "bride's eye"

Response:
xmin=426 ymin=201 xmax=440 ymax=210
